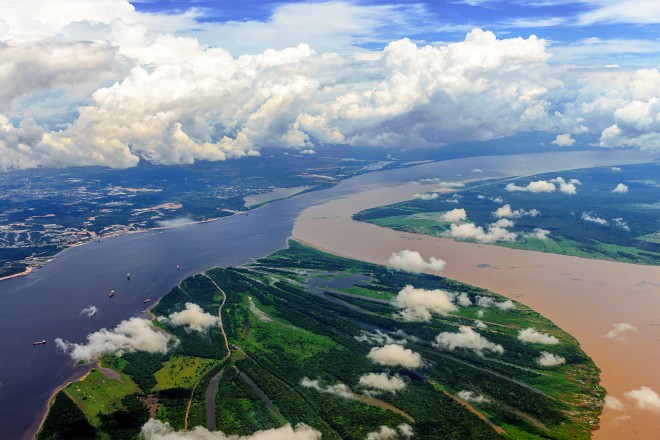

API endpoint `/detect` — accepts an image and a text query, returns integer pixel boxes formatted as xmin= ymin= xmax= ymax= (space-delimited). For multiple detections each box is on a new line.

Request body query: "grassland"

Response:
xmin=354 ymin=162 xmax=660 ymax=265
xmin=40 ymin=240 xmax=605 ymax=439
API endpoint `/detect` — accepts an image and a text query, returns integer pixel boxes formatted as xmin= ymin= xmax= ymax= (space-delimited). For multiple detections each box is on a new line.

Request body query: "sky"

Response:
xmin=1 ymin=0 xmax=659 ymax=170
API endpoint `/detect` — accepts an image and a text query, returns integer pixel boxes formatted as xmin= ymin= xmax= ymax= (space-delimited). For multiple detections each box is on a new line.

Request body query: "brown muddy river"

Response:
xmin=293 ymin=177 xmax=660 ymax=439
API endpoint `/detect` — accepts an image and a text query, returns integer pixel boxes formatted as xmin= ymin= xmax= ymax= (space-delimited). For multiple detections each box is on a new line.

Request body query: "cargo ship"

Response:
xmin=32 ymin=340 xmax=46 ymax=346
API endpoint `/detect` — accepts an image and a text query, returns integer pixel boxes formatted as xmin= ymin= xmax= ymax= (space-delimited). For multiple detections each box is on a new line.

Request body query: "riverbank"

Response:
xmin=292 ymin=182 xmax=660 ymax=440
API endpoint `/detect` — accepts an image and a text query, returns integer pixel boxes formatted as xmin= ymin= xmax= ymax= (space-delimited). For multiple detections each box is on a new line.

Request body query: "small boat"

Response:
xmin=90 ymin=310 xmax=97 ymax=317
xmin=108 ymin=290 xmax=115 ymax=298
xmin=176 ymin=264 xmax=180 ymax=270
xmin=126 ymin=273 xmax=131 ymax=280
xmin=143 ymin=298 xmax=151 ymax=304
xmin=32 ymin=340 xmax=46 ymax=346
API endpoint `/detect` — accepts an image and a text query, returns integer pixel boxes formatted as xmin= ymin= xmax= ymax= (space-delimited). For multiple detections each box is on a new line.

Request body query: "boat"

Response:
xmin=32 ymin=340 xmax=46 ymax=346
xmin=108 ymin=290 xmax=115 ymax=298
xmin=143 ymin=298 xmax=151 ymax=304
xmin=126 ymin=273 xmax=131 ymax=280
xmin=90 ymin=310 xmax=97 ymax=317
xmin=176 ymin=264 xmax=180 ymax=270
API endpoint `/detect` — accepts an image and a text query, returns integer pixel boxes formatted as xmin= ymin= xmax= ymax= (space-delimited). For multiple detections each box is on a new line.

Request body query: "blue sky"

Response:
xmin=0 ymin=0 xmax=659 ymax=170
xmin=127 ymin=0 xmax=660 ymax=67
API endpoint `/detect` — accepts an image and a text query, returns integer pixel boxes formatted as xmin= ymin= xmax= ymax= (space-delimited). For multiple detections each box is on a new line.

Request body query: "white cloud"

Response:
xmin=365 ymin=424 xmax=413 ymax=440
xmin=412 ymin=179 xmax=464 ymax=188
xmin=435 ymin=326 xmax=504 ymax=355
xmin=474 ymin=320 xmax=488 ymax=329
xmin=388 ymin=250 xmax=446 ymax=274
xmin=354 ymin=330 xmax=417 ymax=346
xmin=444 ymin=222 xmax=518 ymax=244
xmin=605 ymin=322 xmax=639 ymax=340
xmin=505 ymin=180 xmax=556 ymax=193
xmin=493 ymin=204 xmax=540 ymax=218
xmin=518 ymin=328 xmax=559 ymax=345
xmin=299 ymin=149 xmax=316 ymax=155
xmin=162 ymin=302 xmax=218 ymax=332
xmin=611 ymin=167 xmax=622 ymax=171
xmin=393 ymin=285 xmax=457 ymax=322
xmin=475 ymin=296 xmax=515 ymax=310
xmin=412 ymin=192 xmax=439 ymax=200
xmin=536 ymin=351 xmax=566 ymax=367
xmin=457 ymin=390 xmax=490 ymax=404
xmin=549 ymin=177 xmax=579 ymax=195
xmin=476 ymin=310 xmax=485 ymax=318
xmin=358 ymin=373 xmax=407 ymax=393
xmin=605 ymin=396 xmax=627 ymax=411
xmin=55 ymin=317 xmax=173 ymax=362
xmin=624 ymin=386 xmax=660 ymax=412
xmin=142 ymin=418 xmax=321 ymax=440
xmin=300 ymin=377 xmax=354 ymax=400
xmin=552 ymin=133 xmax=576 ymax=146
xmin=581 ymin=212 xmax=609 ymax=226
xmin=455 ymin=292 xmax=472 ymax=307
xmin=526 ymin=228 xmax=551 ymax=240
xmin=440 ymin=208 xmax=467 ymax=223
xmin=368 ymin=344 xmax=422 ymax=369
xmin=471 ymin=168 xmax=483 ymax=173
xmin=612 ymin=218 xmax=630 ymax=231
xmin=612 ymin=183 xmax=629 ymax=193
xmin=80 ymin=305 xmax=97 ymax=317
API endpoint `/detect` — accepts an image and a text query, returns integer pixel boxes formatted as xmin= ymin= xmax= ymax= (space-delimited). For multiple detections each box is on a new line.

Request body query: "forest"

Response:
xmin=39 ymin=240 xmax=604 ymax=439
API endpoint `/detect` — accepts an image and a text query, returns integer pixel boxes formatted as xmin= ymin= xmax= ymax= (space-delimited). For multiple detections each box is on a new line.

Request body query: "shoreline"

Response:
xmin=291 ymin=182 xmax=660 ymax=440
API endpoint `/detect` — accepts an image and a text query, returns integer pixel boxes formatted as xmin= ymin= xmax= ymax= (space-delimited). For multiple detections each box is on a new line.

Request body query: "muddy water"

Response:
xmin=293 ymin=183 xmax=660 ymax=440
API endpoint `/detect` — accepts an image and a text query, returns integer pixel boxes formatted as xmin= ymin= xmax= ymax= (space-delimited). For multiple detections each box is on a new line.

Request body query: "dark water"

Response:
xmin=0 ymin=150 xmax=652 ymax=439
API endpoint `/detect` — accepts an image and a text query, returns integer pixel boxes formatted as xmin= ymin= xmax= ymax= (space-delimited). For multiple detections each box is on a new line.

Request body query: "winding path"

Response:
xmin=183 ymin=274 xmax=231 ymax=431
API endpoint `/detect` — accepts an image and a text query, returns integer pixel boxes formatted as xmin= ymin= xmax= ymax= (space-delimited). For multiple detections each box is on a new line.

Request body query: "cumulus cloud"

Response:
xmin=81 ymin=305 xmax=98 ymax=317
xmin=471 ymin=168 xmax=483 ymax=173
xmin=505 ymin=180 xmax=556 ymax=193
xmin=393 ymin=285 xmax=457 ymax=322
xmin=518 ymin=328 xmax=559 ymax=345
xmin=388 ymin=250 xmax=446 ymax=274
xmin=457 ymin=390 xmax=490 ymax=403
xmin=493 ymin=204 xmax=540 ymax=218
xmin=550 ymin=177 xmax=579 ymax=195
xmin=358 ymin=373 xmax=407 ymax=393
xmin=552 ymin=133 xmax=576 ymax=147
xmin=476 ymin=296 xmax=515 ymax=310
xmin=612 ymin=218 xmax=630 ymax=231
xmin=444 ymin=222 xmax=518 ymax=244
xmin=299 ymin=149 xmax=316 ymax=155
xmin=412 ymin=192 xmax=439 ymax=200
xmin=440 ymin=208 xmax=467 ymax=223
xmin=612 ymin=183 xmax=629 ymax=193
xmin=605 ymin=396 xmax=627 ymax=411
xmin=368 ymin=344 xmax=422 ymax=369
xmin=605 ymin=323 xmax=639 ymax=340
xmin=355 ymin=330 xmax=417 ymax=346
xmin=474 ymin=320 xmax=488 ymax=329
xmin=536 ymin=351 xmax=566 ymax=367
xmin=582 ymin=212 xmax=609 ymax=226
xmin=300 ymin=377 xmax=355 ymax=400
xmin=455 ymin=292 xmax=472 ymax=307
xmin=526 ymin=228 xmax=551 ymax=240
xmin=434 ymin=326 xmax=504 ymax=355
xmin=624 ymin=387 xmax=660 ymax=412
xmin=161 ymin=302 xmax=218 ymax=332
xmin=365 ymin=424 xmax=413 ymax=440
xmin=55 ymin=317 xmax=173 ymax=362
xmin=142 ymin=418 xmax=321 ymax=440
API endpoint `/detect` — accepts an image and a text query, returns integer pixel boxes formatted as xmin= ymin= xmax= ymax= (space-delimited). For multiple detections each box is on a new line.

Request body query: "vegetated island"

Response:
xmin=40 ymin=241 xmax=604 ymax=440
xmin=353 ymin=163 xmax=660 ymax=265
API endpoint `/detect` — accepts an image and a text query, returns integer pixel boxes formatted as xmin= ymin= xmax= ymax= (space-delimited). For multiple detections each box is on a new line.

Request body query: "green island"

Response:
xmin=354 ymin=162 xmax=660 ymax=265
xmin=39 ymin=241 xmax=604 ymax=439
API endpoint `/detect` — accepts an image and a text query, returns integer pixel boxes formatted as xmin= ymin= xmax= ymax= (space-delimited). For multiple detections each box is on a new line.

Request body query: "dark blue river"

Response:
xmin=0 ymin=150 xmax=652 ymax=439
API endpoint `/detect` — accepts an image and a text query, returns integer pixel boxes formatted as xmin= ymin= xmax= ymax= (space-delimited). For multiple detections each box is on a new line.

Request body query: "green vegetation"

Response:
xmin=39 ymin=240 xmax=604 ymax=439
xmin=62 ymin=369 xmax=139 ymax=426
xmin=154 ymin=356 xmax=222 ymax=391
xmin=354 ymin=162 xmax=660 ymax=264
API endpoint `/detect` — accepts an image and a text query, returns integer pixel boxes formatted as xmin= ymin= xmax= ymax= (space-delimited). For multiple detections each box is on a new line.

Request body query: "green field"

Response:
xmin=154 ymin=356 xmax=222 ymax=391
xmin=354 ymin=163 xmax=660 ymax=265
xmin=40 ymin=240 xmax=605 ymax=439
xmin=62 ymin=369 xmax=139 ymax=426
